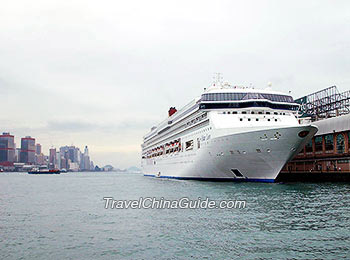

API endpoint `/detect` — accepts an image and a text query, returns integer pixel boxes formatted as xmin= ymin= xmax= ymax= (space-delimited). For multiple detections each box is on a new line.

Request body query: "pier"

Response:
xmin=280 ymin=86 xmax=350 ymax=182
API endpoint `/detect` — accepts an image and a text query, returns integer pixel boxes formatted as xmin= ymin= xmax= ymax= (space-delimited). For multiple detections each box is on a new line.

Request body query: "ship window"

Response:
xmin=223 ymin=112 xmax=226 ymax=114
xmin=240 ymin=118 xmax=243 ymax=121
xmin=274 ymin=112 xmax=278 ymax=115
xmin=248 ymin=118 xmax=251 ymax=121
xmin=227 ymin=111 xmax=231 ymax=114
xmin=336 ymin=134 xmax=345 ymax=154
xmin=202 ymin=92 xmax=294 ymax=103
xmin=185 ymin=140 xmax=194 ymax=151
xmin=242 ymin=111 xmax=247 ymax=114
xmin=268 ymin=119 xmax=270 ymax=121
xmin=266 ymin=112 xmax=270 ymax=115
xmin=325 ymin=134 xmax=334 ymax=151
xmin=305 ymin=140 xmax=313 ymax=153
xmin=232 ymin=111 xmax=237 ymax=114
xmin=256 ymin=118 xmax=259 ymax=121
xmin=315 ymin=136 xmax=322 ymax=152
xmin=258 ymin=112 xmax=263 ymax=114
xmin=275 ymin=119 xmax=278 ymax=122
xmin=251 ymin=111 xmax=255 ymax=114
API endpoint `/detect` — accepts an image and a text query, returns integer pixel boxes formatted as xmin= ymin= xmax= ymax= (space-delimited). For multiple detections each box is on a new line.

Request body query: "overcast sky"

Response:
xmin=0 ymin=0 xmax=349 ymax=168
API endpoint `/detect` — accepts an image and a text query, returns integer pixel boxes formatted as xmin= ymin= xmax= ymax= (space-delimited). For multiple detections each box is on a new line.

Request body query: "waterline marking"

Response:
xmin=103 ymin=197 xmax=246 ymax=209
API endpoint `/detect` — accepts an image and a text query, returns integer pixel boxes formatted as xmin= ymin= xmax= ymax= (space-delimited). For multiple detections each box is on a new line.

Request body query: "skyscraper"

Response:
xmin=82 ymin=145 xmax=90 ymax=171
xmin=20 ymin=136 xmax=35 ymax=164
xmin=49 ymin=148 xmax=56 ymax=169
xmin=56 ymin=151 xmax=61 ymax=170
xmin=60 ymin=146 xmax=80 ymax=163
xmin=0 ymin=132 xmax=15 ymax=166
xmin=36 ymin=144 xmax=42 ymax=155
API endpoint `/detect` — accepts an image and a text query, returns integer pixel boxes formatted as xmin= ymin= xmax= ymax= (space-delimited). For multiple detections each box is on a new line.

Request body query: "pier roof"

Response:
xmin=313 ymin=114 xmax=350 ymax=136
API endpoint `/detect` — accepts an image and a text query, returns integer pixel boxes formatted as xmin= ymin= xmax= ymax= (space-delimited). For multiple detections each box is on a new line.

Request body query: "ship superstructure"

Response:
xmin=141 ymin=77 xmax=317 ymax=182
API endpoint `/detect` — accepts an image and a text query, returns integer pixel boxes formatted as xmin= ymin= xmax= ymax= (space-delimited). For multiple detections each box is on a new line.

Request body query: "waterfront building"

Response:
xmin=60 ymin=157 xmax=68 ymax=170
xmin=36 ymin=144 xmax=42 ymax=155
xmin=56 ymin=151 xmax=61 ymax=170
xmin=49 ymin=148 xmax=56 ymax=169
xmin=282 ymin=86 xmax=350 ymax=174
xmin=35 ymin=153 xmax=45 ymax=165
xmin=283 ymin=114 xmax=350 ymax=173
xmin=69 ymin=162 xmax=79 ymax=171
xmin=15 ymin=148 xmax=21 ymax=162
xmin=90 ymin=161 xmax=94 ymax=171
xmin=60 ymin=146 xmax=80 ymax=163
xmin=81 ymin=146 xmax=91 ymax=171
xmin=20 ymin=136 xmax=35 ymax=164
xmin=0 ymin=132 xmax=15 ymax=167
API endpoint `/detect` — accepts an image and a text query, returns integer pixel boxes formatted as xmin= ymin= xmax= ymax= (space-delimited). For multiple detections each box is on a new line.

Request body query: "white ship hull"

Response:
xmin=142 ymin=125 xmax=317 ymax=182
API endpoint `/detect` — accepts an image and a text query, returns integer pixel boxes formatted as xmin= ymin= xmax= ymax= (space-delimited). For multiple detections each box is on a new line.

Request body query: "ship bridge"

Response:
xmin=199 ymin=89 xmax=299 ymax=111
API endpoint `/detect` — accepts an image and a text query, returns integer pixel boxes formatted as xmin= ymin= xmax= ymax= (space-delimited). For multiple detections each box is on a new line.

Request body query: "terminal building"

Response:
xmin=282 ymin=86 xmax=350 ymax=174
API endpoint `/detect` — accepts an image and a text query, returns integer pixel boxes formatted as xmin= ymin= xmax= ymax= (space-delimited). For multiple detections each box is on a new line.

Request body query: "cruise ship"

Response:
xmin=141 ymin=77 xmax=318 ymax=182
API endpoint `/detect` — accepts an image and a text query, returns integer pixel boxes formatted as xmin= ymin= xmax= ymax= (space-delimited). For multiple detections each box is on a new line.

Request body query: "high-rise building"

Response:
xmin=60 ymin=157 xmax=67 ymax=170
xmin=60 ymin=146 xmax=80 ymax=163
xmin=20 ymin=136 xmax=35 ymax=164
xmin=90 ymin=161 xmax=94 ymax=171
xmin=56 ymin=151 xmax=61 ymax=170
xmin=49 ymin=148 xmax=56 ymax=169
xmin=0 ymin=132 xmax=15 ymax=166
xmin=36 ymin=144 xmax=42 ymax=155
xmin=15 ymin=148 xmax=21 ymax=162
xmin=82 ymin=145 xmax=90 ymax=171
xmin=35 ymin=153 xmax=45 ymax=165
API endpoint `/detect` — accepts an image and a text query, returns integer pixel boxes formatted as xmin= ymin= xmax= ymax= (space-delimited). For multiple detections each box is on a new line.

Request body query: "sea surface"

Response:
xmin=1 ymin=172 xmax=350 ymax=259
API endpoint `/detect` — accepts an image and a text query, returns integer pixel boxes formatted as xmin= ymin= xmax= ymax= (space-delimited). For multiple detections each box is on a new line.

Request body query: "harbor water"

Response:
xmin=1 ymin=172 xmax=350 ymax=259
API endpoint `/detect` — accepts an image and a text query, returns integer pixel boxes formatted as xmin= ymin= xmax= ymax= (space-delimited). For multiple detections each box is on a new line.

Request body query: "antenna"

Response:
xmin=213 ymin=73 xmax=223 ymax=86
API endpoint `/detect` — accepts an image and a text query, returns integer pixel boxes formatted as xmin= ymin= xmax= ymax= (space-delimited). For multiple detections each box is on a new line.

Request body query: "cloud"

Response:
xmin=45 ymin=119 xmax=151 ymax=133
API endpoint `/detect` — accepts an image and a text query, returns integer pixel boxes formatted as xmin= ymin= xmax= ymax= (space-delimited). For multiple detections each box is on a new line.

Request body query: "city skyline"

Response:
xmin=1 ymin=1 xmax=349 ymax=168
xmin=0 ymin=131 xmax=97 ymax=171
